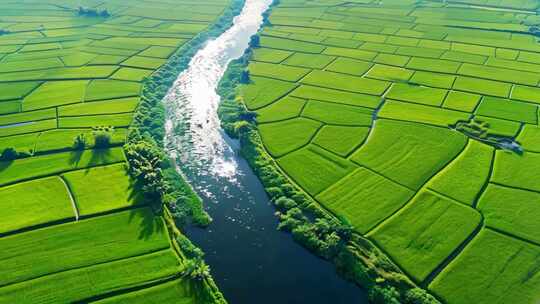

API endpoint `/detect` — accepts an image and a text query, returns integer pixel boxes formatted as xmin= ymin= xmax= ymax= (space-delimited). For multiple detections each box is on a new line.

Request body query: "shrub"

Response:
xmin=274 ymin=196 xmax=297 ymax=210
xmin=369 ymin=286 xmax=401 ymax=304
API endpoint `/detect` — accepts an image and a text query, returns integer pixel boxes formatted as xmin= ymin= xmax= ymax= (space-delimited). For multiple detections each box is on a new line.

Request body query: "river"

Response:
xmin=163 ymin=0 xmax=368 ymax=303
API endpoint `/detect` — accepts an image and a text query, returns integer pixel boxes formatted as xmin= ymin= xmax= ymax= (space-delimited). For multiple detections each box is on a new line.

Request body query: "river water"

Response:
xmin=163 ymin=0 xmax=367 ymax=303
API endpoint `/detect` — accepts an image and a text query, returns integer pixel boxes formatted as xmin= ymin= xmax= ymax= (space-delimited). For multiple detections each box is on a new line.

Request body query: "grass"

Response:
xmin=0 ymin=176 xmax=73 ymax=234
xmin=428 ymin=140 xmax=493 ymax=205
xmin=241 ymin=76 xmax=297 ymax=110
xmin=317 ymin=167 xmax=415 ymax=233
xmin=62 ymin=164 xmax=145 ymax=216
xmin=475 ymin=96 xmax=537 ymax=124
xmin=301 ymin=70 xmax=390 ymax=95
xmin=0 ymin=147 xmax=125 ymax=186
xmin=312 ymin=126 xmax=369 ymax=157
xmin=259 ymin=117 xmax=322 ymax=157
xmin=249 ymin=61 xmax=310 ymax=82
xmin=369 ymin=190 xmax=481 ymax=282
xmin=517 ymin=124 xmax=540 ymax=152
xmin=0 ymin=208 xmax=170 ymax=287
xmin=492 ymin=151 xmax=540 ymax=192
xmin=0 ymin=249 xmax=181 ymax=304
xmin=256 ymin=96 xmax=306 ymax=123
xmin=386 ymin=83 xmax=448 ymax=107
xmin=351 ymin=119 xmax=467 ymax=190
xmin=478 ymin=184 xmax=540 ymax=244
xmin=301 ymin=100 xmax=373 ymax=126
xmin=429 ymin=229 xmax=540 ymax=304
xmin=278 ymin=145 xmax=357 ymax=196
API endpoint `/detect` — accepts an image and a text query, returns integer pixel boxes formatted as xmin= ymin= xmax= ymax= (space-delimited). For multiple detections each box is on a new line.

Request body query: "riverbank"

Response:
xmin=124 ymin=0 xmax=247 ymax=302
xmin=216 ymin=38 xmax=441 ymax=304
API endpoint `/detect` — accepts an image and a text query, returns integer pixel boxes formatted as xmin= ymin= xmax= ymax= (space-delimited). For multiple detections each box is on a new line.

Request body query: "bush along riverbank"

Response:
xmin=217 ymin=43 xmax=441 ymax=304
xmin=123 ymin=1 xmax=246 ymax=303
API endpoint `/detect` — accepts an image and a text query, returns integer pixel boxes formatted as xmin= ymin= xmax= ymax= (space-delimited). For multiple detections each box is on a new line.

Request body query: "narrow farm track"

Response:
xmin=59 ymin=175 xmax=79 ymax=221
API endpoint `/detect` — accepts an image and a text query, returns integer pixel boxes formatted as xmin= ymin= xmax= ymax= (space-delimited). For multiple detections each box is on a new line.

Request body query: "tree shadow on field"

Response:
xmin=85 ymin=148 xmax=112 ymax=172
xmin=0 ymin=159 xmax=13 ymax=173
xmin=69 ymin=149 xmax=84 ymax=168
xmin=127 ymin=205 xmax=165 ymax=241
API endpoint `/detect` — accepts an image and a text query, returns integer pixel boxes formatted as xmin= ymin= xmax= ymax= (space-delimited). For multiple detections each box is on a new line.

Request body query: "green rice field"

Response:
xmin=239 ymin=0 xmax=540 ymax=303
xmin=0 ymin=0 xmax=230 ymax=302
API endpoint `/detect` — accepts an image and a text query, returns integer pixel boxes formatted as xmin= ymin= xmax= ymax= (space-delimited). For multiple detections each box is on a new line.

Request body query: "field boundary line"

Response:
xmin=59 ymin=175 xmax=79 ymax=221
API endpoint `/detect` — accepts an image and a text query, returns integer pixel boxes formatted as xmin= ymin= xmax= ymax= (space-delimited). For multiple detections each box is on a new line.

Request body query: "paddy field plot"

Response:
xmin=0 ymin=0 xmax=231 ymax=302
xmin=240 ymin=0 xmax=540 ymax=301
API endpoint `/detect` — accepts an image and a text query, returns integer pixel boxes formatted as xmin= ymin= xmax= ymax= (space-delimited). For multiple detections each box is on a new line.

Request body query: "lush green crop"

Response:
xmin=453 ymin=76 xmax=512 ymax=98
xmin=492 ymin=151 xmax=540 ymax=192
xmin=312 ymin=126 xmax=369 ymax=157
xmin=430 ymin=229 xmax=540 ymax=304
xmin=58 ymin=97 xmax=139 ymax=117
xmin=476 ymin=96 xmax=537 ymax=124
xmin=35 ymin=128 xmax=128 ymax=153
xmin=370 ymin=190 xmax=481 ymax=282
xmin=366 ymin=64 xmax=414 ymax=82
xmin=517 ymin=124 xmax=540 ymax=152
xmin=428 ymin=140 xmax=493 ymax=205
xmin=256 ymin=96 xmax=306 ymax=123
xmin=22 ymin=80 xmax=88 ymax=111
xmin=95 ymin=279 xmax=196 ymax=304
xmin=301 ymin=70 xmax=390 ymax=95
xmin=85 ymin=80 xmax=141 ymax=102
xmin=282 ymin=53 xmax=335 ymax=69
xmin=325 ymin=57 xmax=373 ymax=76
xmin=241 ymin=76 xmax=297 ymax=109
xmin=442 ymin=90 xmax=481 ymax=112
xmin=249 ymin=61 xmax=310 ymax=82
xmin=252 ymin=48 xmax=293 ymax=63
xmin=259 ymin=118 xmax=322 ymax=157
xmin=409 ymin=71 xmax=455 ymax=89
xmin=302 ymin=100 xmax=373 ymax=126
xmin=112 ymin=67 xmax=154 ymax=82
xmin=58 ymin=113 xmax=134 ymax=128
xmin=0 ymin=108 xmax=56 ymax=126
xmin=0 ymin=177 xmax=73 ymax=234
xmin=290 ymin=85 xmax=381 ymax=108
xmin=386 ymin=83 xmax=448 ymax=107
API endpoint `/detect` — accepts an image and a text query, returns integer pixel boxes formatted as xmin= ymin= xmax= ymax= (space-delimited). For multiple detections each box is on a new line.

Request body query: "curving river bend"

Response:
xmin=163 ymin=0 xmax=367 ymax=303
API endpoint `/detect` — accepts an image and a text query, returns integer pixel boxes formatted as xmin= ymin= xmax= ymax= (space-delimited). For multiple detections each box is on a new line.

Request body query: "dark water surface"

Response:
xmin=163 ymin=1 xmax=368 ymax=303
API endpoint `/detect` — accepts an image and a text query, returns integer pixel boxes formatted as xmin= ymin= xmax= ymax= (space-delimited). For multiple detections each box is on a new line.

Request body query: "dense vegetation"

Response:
xmin=223 ymin=0 xmax=540 ymax=303
xmin=0 ymin=0 xmax=240 ymax=302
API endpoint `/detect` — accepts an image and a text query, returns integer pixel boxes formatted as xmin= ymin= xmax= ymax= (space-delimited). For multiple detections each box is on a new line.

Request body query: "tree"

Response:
xmin=249 ymin=35 xmax=260 ymax=48
xmin=240 ymin=69 xmax=250 ymax=84
xmin=0 ymin=148 xmax=17 ymax=161
xmin=73 ymin=134 xmax=86 ymax=150
xmin=182 ymin=259 xmax=211 ymax=281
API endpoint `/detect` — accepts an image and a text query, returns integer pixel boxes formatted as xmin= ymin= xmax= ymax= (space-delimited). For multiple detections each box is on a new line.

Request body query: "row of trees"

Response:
xmin=77 ymin=7 xmax=110 ymax=18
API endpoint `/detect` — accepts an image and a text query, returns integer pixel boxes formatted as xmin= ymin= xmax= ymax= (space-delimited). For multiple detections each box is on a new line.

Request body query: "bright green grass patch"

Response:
xmin=0 ymin=108 xmax=55 ymax=126
xmin=486 ymin=57 xmax=540 ymax=73
xmin=322 ymin=46 xmax=377 ymax=61
xmin=453 ymin=76 xmax=511 ymax=98
xmin=248 ymin=61 xmax=310 ymax=82
xmin=23 ymin=80 xmax=88 ymax=111
xmin=492 ymin=151 xmax=540 ymax=192
xmin=122 ymin=56 xmax=167 ymax=70
xmin=302 ymin=100 xmax=373 ymax=126
xmin=476 ymin=96 xmax=537 ymax=124
xmin=256 ymin=96 xmax=305 ymax=123
xmin=474 ymin=115 xmax=521 ymax=137
xmin=369 ymin=190 xmax=481 ymax=283
xmin=396 ymin=46 xmax=446 ymax=59
xmin=0 ymin=101 xmax=21 ymax=115
xmin=409 ymin=71 xmax=455 ymax=89
xmin=0 ymin=132 xmax=38 ymax=155
xmin=278 ymin=144 xmax=357 ymax=196
xmin=138 ymin=46 xmax=176 ymax=59
xmin=301 ymin=70 xmax=390 ymax=95
xmin=89 ymin=54 xmax=127 ymax=65
xmin=0 ymin=176 xmax=73 ymax=234
xmin=259 ymin=117 xmax=321 ymax=157
xmin=63 ymin=163 xmax=144 ymax=216
xmin=260 ymin=36 xmax=325 ymax=53
xmin=317 ymin=167 xmax=414 ymax=233
xmin=429 ymin=229 xmax=540 ymax=304
xmin=0 ymin=119 xmax=56 ymax=138
xmin=366 ymin=64 xmax=414 ymax=82
xmin=358 ymin=42 xmax=399 ymax=54
xmin=458 ymin=63 xmax=540 ymax=86
xmin=322 ymin=36 xmax=362 ymax=48
xmin=252 ymin=48 xmax=293 ymax=63
xmin=0 ymin=249 xmax=180 ymax=304
xmin=290 ymin=85 xmax=381 ymax=108
xmin=58 ymin=113 xmax=133 ymax=128
xmin=0 ymin=208 xmax=170 ymax=287
xmin=0 ymin=66 xmax=118 ymax=82
xmin=478 ymin=184 xmax=540 ymax=244
xmin=59 ymin=97 xmax=139 ymax=116
xmin=386 ymin=83 xmax=447 ymax=106
xmin=241 ymin=76 xmax=297 ymax=110
xmin=112 ymin=67 xmax=153 ymax=82
xmin=406 ymin=57 xmax=461 ymax=74
xmin=517 ymin=124 xmax=540 ymax=152
xmin=61 ymin=52 xmax=97 ymax=67
xmin=510 ymin=85 xmax=540 ymax=105
xmin=35 ymin=128 xmax=127 ymax=153
xmin=373 ymin=53 xmax=410 ymax=67
xmin=0 ymin=147 xmax=125 ymax=186
xmin=282 ymin=52 xmax=334 ymax=69
xmin=0 ymin=57 xmax=63 ymax=73
xmin=95 ymin=279 xmax=196 ymax=304
xmin=442 ymin=50 xmax=487 ymax=65
xmin=325 ymin=57 xmax=373 ymax=76
xmin=351 ymin=119 xmax=467 ymax=189
xmin=443 ymin=90 xmax=481 ymax=112
xmin=312 ymin=125 xmax=369 ymax=157
xmin=379 ymin=100 xmax=470 ymax=127
xmin=0 ymin=82 xmax=40 ymax=101
xmin=85 ymin=80 xmax=141 ymax=101
xmin=428 ymin=140 xmax=493 ymax=205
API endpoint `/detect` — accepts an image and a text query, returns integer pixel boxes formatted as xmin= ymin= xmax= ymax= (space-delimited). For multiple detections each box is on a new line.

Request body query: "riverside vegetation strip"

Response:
xmin=221 ymin=0 xmax=540 ymax=303
xmin=0 ymin=0 xmax=244 ymax=302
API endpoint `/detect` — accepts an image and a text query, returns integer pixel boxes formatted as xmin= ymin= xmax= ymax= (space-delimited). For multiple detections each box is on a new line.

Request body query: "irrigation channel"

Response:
xmin=163 ymin=0 xmax=367 ymax=303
